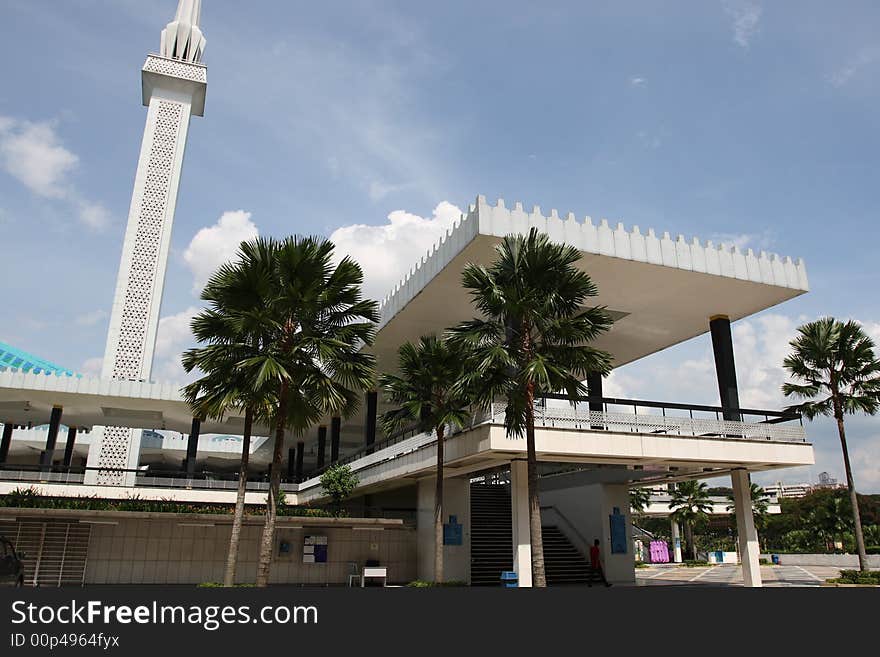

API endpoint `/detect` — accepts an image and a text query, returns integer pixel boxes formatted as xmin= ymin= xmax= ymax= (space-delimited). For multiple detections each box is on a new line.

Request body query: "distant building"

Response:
xmin=765 ymin=473 xmax=845 ymax=499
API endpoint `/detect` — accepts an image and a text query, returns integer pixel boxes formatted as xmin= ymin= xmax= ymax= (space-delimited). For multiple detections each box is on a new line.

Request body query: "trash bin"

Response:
xmin=500 ymin=571 xmax=518 ymax=588
xmin=771 ymin=554 xmax=780 ymax=565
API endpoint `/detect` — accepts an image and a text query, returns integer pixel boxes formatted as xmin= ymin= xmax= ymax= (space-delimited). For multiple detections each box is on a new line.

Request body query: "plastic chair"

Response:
xmin=347 ymin=562 xmax=359 ymax=587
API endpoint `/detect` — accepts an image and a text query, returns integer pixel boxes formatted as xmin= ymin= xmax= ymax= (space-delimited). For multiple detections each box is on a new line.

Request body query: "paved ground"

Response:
xmin=634 ymin=563 xmax=842 ymax=587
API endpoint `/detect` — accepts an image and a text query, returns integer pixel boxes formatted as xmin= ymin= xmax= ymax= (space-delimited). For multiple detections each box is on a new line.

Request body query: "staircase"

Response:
xmin=541 ymin=525 xmax=594 ymax=585
xmin=470 ymin=483 xmax=512 ymax=586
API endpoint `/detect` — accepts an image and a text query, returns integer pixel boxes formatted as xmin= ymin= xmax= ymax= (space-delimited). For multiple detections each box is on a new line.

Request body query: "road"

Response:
xmin=634 ymin=563 xmax=841 ymax=587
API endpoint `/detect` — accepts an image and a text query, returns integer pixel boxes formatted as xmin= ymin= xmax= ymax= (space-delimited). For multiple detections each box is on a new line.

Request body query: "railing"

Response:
xmin=302 ymin=395 xmax=805 ymax=486
xmin=0 ymin=465 xmax=299 ymax=493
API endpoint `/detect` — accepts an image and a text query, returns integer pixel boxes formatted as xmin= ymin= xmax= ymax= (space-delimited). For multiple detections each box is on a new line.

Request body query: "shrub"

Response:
xmin=681 ymin=560 xmax=710 ymax=567
xmin=0 ymin=487 xmax=331 ymax=517
xmin=320 ymin=464 xmax=359 ymax=516
xmin=828 ymin=570 xmax=880 ymax=585
xmin=406 ymin=580 xmax=467 ymax=587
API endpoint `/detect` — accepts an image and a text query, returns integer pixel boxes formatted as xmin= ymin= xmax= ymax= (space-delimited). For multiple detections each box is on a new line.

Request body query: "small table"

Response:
xmin=361 ymin=566 xmax=387 ymax=587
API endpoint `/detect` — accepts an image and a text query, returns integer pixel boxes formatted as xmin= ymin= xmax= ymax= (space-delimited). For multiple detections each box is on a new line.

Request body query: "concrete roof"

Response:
xmin=0 ymin=195 xmax=810 ymax=471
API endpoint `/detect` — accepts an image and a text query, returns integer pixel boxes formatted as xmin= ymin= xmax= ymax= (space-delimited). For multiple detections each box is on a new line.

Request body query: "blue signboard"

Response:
xmin=609 ymin=507 xmax=627 ymax=554
xmin=443 ymin=515 xmax=463 ymax=546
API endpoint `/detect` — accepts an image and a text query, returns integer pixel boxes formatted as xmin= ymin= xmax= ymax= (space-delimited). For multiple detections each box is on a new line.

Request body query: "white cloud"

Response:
xmin=0 ymin=115 xmax=111 ymax=230
xmin=708 ymin=230 xmax=774 ymax=252
xmin=153 ymin=306 xmax=201 ymax=382
xmin=0 ymin=117 xmax=77 ymax=198
xmin=80 ymin=357 xmax=103 ymax=377
xmin=74 ymin=309 xmax=108 ymax=327
xmin=77 ymin=200 xmax=112 ymax=230
xmin=630 ymin=77 xmax=646 ymax=87
xmin=183 ymin=210 xmax=259 ymax=294
xmin=329 ymin=201 xmax=463 ymax=301
xmin=829 ymin=47 xmax=880 ymax=87
xmin=724 ymin=1 xmax=762 ymax=50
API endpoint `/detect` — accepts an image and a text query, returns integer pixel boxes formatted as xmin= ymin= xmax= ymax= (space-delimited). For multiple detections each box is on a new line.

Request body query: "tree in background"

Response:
xmin=319 ymin=464 xmax=359 ymax=517
xmin=782 ymin=317 xmax=880 ymax=571
xmin=450 ymin=228 xmax=613 ymax=586
xmin=629 ymin=487 xmax=653 ymax=518
xmin=380 ymin=335 xmax=474 ymax=583
xmin=669 ymin=480 xmax=713 ymax=560
xmin=726 ymin=482 xmax=770 ymax=530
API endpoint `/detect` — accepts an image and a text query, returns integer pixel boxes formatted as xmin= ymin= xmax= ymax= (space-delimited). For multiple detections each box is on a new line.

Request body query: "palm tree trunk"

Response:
xmin=434 ymin=424 xmax=445 ymax=584
xmin=685 ymin=522 xmax=696 ymax=560
xmin=835 ymin=413 xmax=868 ymax=571
xmin=223 ymin=407 xmax=253 ymax=587
xmin=256 ymin=384 xmax=288 ymax=587
xmin=525 ymin=380 xmax=546 ymax=587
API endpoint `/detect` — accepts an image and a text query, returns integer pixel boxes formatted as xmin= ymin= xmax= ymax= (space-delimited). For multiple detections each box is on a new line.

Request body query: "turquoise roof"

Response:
xmin=0 ymin=341 xmax=80 ymax=377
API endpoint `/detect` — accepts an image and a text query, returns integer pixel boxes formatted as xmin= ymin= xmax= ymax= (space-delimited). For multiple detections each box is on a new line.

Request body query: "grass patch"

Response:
xmin=680 ymin=560 xmax=711 ymax=567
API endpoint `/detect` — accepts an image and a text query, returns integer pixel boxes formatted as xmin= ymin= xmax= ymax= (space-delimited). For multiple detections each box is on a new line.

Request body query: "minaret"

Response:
xmin=85 ymin=1 xmax=208 ymax=486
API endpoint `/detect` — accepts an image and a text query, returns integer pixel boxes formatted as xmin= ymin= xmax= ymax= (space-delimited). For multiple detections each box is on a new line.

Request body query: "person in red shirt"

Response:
xmin=588 ymin=539 xmax=611 ymax=587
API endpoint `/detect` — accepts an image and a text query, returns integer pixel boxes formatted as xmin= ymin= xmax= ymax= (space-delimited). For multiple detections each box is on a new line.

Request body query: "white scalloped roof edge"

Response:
xmin=377 ymin=195 xmax=809 ymax=330
xmin=0 ymin=368 xmax=184 ymax=400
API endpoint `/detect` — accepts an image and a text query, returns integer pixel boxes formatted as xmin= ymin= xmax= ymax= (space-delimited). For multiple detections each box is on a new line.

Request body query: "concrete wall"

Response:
xmin=761 ymin=553 xmax=880 ymax=568
xmin=540 ymin=482 xmax=635 ymax=585
xmin=4 ymin=512 xmax=416 ymax=586
xmin=416 ymin=476 xmax=471 ymax=583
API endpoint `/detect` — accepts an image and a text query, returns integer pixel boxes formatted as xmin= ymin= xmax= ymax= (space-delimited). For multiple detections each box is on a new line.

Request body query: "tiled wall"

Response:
xmin=84 ymin=519 xmax=417 ymax=585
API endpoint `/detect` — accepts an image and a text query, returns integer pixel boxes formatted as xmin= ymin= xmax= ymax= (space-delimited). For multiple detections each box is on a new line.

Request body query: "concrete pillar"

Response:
xmin=0 ymin=423 xmax=13 ymax=464
xmin=731 ymin=468 xmax=762 ymax=587
xmin=671 ymin=518 xmax=683 ymax=563
xmin=330 ymin=417 xmax=341 ymax=463
xmin=364 ymin=390 xmax=377 ymax=453
xmin=295 ymin=440 xmax=304 ymax=483
xmin=316 ymin=426 xmax=327 ymax=470
xmin=417 ymin=476 xmax=471 ymax=583
xmin=709 ymin=315 xmax=741 ymax=421
xmin=40 ymin=406 xmax=63 ymax=470
xmin=185 ymin=418 xmax=201 ymax=476
xmin=62 ymin=427 xmax=77 ymax=468
xmin=510 ymin=459 xmax=532 ymax=587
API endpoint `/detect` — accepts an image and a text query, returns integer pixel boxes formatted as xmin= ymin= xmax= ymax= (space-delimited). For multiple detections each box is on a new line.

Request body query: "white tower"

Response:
xmin=86 ymin=1 xmax=208 ymax=485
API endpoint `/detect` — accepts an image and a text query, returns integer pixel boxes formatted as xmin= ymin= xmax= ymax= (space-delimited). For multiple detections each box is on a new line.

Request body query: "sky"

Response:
xmin=0 ymin=1 xmax=878 ymax=491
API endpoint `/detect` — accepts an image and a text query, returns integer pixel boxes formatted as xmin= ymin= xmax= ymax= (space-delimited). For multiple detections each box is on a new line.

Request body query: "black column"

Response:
xmin=0 ymin=423 xmax=13 ymax=464
xmin=40 ymin=406 xmax=63 ymax=470
xmin=709 ymin=315 xmax=741 ymax=421
xmin=316 ymin=426 xmax=327 ymax=470
xmin=62 ymin=427 xmax=77 ymax=468
xmin=287 ymin=447 xmax=297 ymax=481
xmin=330 ymin=417 xmax=341 ymax=463
xmin=364 ymin=390 xmax=377 ymax=453
xmin=185 ymin=418 xmax=201 ymax=476
xmin=295 ymin=441 xmax=304 ymax=482
xmin=587 ymin=372 xmax=604 ymax=429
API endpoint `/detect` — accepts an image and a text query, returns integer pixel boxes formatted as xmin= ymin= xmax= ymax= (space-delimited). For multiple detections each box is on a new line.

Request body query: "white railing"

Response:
xmin=487 ymin=403 xmax=806 ymax=442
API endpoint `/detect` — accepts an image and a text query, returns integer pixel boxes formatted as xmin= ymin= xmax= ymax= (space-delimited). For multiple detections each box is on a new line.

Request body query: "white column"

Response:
xmin=671 ymin=518 xmax=683 ymax=563
xmin=731 ymin=468 xmax=762 ymax=587
xmin=510 ymin=460 xmax=532 ymax=587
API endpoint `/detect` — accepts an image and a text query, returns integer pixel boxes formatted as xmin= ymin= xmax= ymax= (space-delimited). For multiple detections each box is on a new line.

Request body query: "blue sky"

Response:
xmin=0 ymin=1 xmax=878 ymax=490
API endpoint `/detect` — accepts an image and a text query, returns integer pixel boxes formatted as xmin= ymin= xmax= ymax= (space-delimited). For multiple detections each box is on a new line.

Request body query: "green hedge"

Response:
xmin=828 ymin=570 xmax=880 ymax=585
xmin=0 ymin=486 xmax=331 ymax=517
xmin=405 ymin=580 xmax=467 ymax=587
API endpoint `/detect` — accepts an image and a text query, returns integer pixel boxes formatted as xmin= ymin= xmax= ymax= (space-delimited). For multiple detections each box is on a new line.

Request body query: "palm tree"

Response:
xmin=668 ymin=480 xmax=713 ymax=560
xmin=449 ymin=228 xmax=613 ymax=587
xmin=192 ymin=236 xmax=378 ymax=586
xmin=726 ymin=482 xmax=771 ymax=547
xmin=629 ymin=487 xmax=653 ymax=517
xmin=782 ymin=317 xmax=880 ymax=571
xmin=181 ymin=337 xmax=266 ymax=587
xmin=181 ymin=262 xmax=285 ymax=587
xmin=379 ymin=335 xmax=474 ymax=583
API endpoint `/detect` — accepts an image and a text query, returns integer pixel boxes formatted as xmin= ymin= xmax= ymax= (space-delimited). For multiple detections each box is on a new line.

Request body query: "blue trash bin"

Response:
xmin=771 ymin=554 xmax=780 ymax=565
xmin=500 ymin=571 xmax=518 ymax=588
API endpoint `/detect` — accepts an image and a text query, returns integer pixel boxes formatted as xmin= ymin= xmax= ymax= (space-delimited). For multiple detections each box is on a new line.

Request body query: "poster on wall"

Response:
xmin=609 ymin=507 xmax=627 ymax=554
xmin=303 ymin=535 xmax=328 ymax=563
